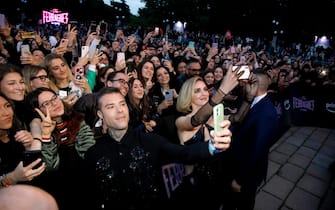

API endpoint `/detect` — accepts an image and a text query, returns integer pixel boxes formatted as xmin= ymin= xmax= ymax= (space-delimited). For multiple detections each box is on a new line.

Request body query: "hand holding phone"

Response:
xmin=89 ymin=23 xmax=97 ymax=33
xmin=88 ymin=38 xmax=101 ymax=59
xmin=81 ymin=46 xmax=89 ymax=58
xmin=116 ymin=52 xmax=126 ymax=70
xmin=22 ymin=150 xmax=43 ymax=170
xmin=164 ymin=89 xmax=173 ymax=100
xmin=213 ymin=103 xmax=224 ymax=138
xmin=59 ymin=38 xmax=69 ymax=48
xmin=233 ymin=65 xmax=250 ymax=80
xmin=74 ymin=66 xmax=84 ymax=80
xmin=99 ymin=21 xmax=108 ymax=36
xmin=21 ymin=44 xmax=30 ymax=57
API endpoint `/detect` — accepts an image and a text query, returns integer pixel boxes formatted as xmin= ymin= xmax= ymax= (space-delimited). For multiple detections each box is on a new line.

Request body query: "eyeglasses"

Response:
xmin=40 ymin=95 xmax=59 ymax=109
xmin=110 ymin=79 xmax=129 ymax=86
xmin=30 ymin=75 xmax=49 ymax=82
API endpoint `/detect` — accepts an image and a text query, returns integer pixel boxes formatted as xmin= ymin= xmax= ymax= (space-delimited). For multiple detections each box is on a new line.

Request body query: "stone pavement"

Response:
xmin=254 ymin=126 xmax=335 ymax=210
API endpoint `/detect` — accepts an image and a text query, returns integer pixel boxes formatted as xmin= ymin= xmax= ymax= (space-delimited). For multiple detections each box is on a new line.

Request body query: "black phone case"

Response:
xmin=22 ymin=150 xmax=43 ymax=169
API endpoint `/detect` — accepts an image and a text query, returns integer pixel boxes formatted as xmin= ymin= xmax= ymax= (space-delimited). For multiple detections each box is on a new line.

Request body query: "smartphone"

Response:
xmin=99 ymin=22 xmax=108 ymax=36
xmin=21 ymin=31 xmax=35 ymax=39
xmin=154 ymin=27 xmax=159 ymax=35
xmin=74 ymin=66 xmax=84 ymax=80
xmin=116 ymin=52 xmax=125 ymax=65
xmin=213 ymin=103 xmax=224 ymax=137
xmin=89 ymin=23 xmax=97 ymax=33
xmin=0 ymin=13 xmax=5 ymax=29
xmin=188 ymin=41 xmax=195 ymax=48
xmin=233 ymin=65 xmax=250 ymax=80
xmin=68 ymin=21 xmax=78 ymax=31
xmin=164 ymin=89 xmax=174 ymax=100
xmin=88 ymin=38 xmax=101 ymax=59
xmin=212 ymin=42 xmax=218 ymax=48
xmin=22 ymin=150 xmax=43 ymax=170
xmin=21 ymin=44 xmax=30 ymax=56
xmin=81 ymin=46 xmax=89 ymax=58
xmin=59 ymin=38 xmax=69 ymax=48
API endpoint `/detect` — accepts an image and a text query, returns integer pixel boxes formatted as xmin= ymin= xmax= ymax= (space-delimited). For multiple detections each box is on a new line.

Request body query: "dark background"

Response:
xmin=1 ymin=0 xmax=334 ymax=43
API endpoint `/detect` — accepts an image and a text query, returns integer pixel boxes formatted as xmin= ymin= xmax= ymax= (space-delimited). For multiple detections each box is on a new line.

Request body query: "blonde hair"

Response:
xmin=176 ymin=76 xmax=203 ymax=114
xmin=43 ymin=53 xmax=73 ymax=92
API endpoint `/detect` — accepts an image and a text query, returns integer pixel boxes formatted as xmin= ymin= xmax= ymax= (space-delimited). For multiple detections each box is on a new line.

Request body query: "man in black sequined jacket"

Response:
xmin=83 ymin=87 xmax=232 ymax=210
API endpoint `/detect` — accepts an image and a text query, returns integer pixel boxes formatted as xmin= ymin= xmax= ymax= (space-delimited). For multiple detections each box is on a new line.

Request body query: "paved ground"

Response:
xmin=255 ymin=126 xmax=335 ymax=210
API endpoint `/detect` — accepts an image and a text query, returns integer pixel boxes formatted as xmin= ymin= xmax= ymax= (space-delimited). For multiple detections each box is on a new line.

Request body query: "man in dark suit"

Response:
xmin=224 ymin=68 xmax=280 ymax=210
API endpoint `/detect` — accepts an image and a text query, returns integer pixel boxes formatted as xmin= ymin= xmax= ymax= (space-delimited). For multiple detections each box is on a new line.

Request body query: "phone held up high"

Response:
xmin=21 ymin=44 xmax=30 ymax=57
xmin=232 ymin=65 xmax=251 ymax=80
xmin=213 ymin=103 xmax=224 ymax=138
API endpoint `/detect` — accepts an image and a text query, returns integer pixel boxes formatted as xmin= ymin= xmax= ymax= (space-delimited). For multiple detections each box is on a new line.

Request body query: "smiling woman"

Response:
xmin=25 ymin=87 xmax=95 ymax=210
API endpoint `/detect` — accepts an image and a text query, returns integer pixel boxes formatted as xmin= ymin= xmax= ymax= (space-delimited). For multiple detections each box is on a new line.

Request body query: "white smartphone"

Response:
xmin=164 ymin=89 xmax=173 ymax=100
xmin=233 ymin=65 xmax=250 ymax=80
xmin=21 ymin=44 xmax=30 ymax=56
xmin=154 ymin=27 xmax=159 ymax=35
xmin=81 ymin=46 xmax=89 ymax=58
xmin=88 ymin=38 xmax=100 ymax=59
xmin=213 ymin=103 xmax=224 ymax=137
xmin=116 ymin=52 xmax=125 ymax=64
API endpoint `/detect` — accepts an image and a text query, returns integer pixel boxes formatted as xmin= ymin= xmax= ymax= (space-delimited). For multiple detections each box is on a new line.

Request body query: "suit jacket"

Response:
xmin=230 ymin=95 xmax=279 ymax=189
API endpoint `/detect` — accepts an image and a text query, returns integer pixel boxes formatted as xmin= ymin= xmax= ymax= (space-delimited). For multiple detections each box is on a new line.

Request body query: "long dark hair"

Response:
xmin=127 ymin=78 xmax=150 ymax=116
xmin=25 ymin=87 xmax=79 ymax=122
xmin=0 ymin=93 xmax=24 ymax=136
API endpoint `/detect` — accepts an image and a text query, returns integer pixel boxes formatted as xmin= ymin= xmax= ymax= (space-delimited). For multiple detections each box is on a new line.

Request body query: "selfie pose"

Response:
xmin=83 ymin=87 xmax=232 ymax=210
xmin=25 ymin=87 xmax=95 ymax=210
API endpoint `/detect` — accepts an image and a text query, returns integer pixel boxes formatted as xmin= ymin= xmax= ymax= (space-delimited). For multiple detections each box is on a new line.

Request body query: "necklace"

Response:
xmin=0 ymin=132 xmax=9 ymax=143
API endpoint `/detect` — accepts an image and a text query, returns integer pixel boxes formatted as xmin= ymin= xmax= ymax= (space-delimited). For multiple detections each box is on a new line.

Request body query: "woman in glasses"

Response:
xmin=25 ymin=87 xmax=95 ymax=210
xmin=22 ymin=65 xmax=53 ymax=94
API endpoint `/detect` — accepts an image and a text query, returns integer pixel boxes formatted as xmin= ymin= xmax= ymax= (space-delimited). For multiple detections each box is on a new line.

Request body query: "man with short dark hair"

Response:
xmin=224 ymin=68 xmax=279 ymax=210
xmin=84 ymin=87 xmax=233 ymax=210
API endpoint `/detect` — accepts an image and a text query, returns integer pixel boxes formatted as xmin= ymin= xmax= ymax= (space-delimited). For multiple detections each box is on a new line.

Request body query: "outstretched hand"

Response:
xmin=35 ymin=107 xmax=56 ymax=138
xmin=219 ymin=64 xmax=241 ymax=94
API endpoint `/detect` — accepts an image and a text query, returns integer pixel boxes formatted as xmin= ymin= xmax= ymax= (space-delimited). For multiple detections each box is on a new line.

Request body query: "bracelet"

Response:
xmin=219 ymin=88 xmax=228 ymax=96
xmin=33 ymin=138 xmax=42 ymax=143
xmin=0 ymin=174 xmax=12 ymax=187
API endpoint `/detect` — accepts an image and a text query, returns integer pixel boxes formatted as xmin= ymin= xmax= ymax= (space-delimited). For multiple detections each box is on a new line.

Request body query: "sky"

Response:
xmin=103 ymin=0 xmax=145 ymax=16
